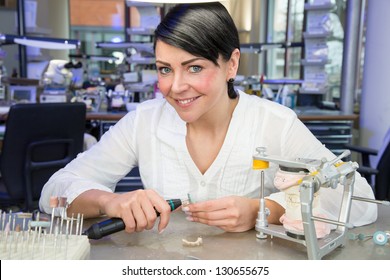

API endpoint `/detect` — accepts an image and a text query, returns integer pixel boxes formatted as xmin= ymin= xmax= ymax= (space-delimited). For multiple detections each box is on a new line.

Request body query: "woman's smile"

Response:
xmin=175 ymin=96 xmax=201 ymax=107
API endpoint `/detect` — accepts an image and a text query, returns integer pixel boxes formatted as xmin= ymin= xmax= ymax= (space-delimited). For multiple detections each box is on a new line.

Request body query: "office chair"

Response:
xmin=0 ymin=102 xmax=86 ymax=211
xmin=345 ymin=128 xmax=390 ymax=201
xmin=115 ymin=167 xmax=144 ymax=193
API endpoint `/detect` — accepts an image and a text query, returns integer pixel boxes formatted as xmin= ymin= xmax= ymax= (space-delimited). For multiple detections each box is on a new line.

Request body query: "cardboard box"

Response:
xmin=5 ymin=0 xmax=17 ymax=8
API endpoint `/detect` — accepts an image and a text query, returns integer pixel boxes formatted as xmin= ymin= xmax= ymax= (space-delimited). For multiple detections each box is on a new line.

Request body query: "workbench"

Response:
xmin=86 ymin=205 xmax=389 ymax=260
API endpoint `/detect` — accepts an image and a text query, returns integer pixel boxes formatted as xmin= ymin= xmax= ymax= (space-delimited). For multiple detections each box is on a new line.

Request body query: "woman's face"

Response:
xmin=155 ymin=40 xmax=237 ymax=124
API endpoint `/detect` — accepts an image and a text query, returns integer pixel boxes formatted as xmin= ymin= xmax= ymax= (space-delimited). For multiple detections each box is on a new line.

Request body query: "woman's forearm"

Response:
xmin=66 ymin=189 xmax=118 ymax=218
xmin=265 ymin=199 xmax=284 ymax=225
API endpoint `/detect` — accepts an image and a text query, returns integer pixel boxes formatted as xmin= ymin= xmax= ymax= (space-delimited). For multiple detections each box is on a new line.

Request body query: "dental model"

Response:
xmin=274 ymin=168 xmax=330 ymax=238
xmin=182 ymin=237 xmax=203 ymax=247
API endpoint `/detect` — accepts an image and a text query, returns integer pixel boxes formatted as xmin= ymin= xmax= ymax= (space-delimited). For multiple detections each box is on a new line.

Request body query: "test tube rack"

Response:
xmin=0 ymin=210 xmax=90 ymax=260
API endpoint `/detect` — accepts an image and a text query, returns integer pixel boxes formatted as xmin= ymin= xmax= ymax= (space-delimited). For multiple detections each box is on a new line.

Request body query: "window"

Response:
xmin=69 ymin=0 xmax=125 ymax=78
xmin=266 ymin=0 xmax=304 ymax=79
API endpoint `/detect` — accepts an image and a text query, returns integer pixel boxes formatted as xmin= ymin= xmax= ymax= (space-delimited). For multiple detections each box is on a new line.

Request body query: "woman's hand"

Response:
xmin=182 ymin=196 xmax=259 ymax=232
xmin=101 ymin=189 xmax=171 ymax=234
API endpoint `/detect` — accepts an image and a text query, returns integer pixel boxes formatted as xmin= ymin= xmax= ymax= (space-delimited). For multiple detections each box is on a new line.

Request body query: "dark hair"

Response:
xmin=154 ymin=2 xmax=240 ymax=99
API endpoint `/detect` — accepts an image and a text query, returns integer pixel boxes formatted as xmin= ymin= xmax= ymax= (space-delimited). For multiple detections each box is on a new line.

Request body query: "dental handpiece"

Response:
xmin=83 ymin=199 xmax=186 ymax=240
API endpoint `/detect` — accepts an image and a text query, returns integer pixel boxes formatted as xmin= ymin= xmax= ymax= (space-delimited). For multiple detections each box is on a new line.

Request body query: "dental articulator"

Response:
xmin=253 ymin=147 xmax=389 ymax=260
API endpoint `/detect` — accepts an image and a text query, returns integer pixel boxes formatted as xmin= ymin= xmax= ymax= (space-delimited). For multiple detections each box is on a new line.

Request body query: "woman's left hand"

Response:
xmin=182 ymin=196 xmax=259 ymax=232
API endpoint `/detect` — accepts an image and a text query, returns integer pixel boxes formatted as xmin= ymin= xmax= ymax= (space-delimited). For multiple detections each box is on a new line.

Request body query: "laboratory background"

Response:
xmin=0 ymin=0 xmax=389 ymax=261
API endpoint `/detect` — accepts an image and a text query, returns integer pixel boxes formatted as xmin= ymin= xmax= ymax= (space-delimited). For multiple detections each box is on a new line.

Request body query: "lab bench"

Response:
xmin=86 ymin=108 xmax=358 ymax=156
xmin=85 ymin=205 xmax=389 ymax=260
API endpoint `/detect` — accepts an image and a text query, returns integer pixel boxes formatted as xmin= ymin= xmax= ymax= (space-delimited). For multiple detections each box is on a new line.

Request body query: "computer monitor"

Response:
xmin=8 ymin=85 xmax=37 ymax=103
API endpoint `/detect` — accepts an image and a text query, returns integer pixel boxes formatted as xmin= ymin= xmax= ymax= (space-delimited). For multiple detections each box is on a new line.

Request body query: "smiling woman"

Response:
xmin=40 ymin=2 xmax=377 ymax=238
xmin=154 ymin=3 xmax=240 ymax=99
xmin=154 ymin=41 xmax=238 ymax=125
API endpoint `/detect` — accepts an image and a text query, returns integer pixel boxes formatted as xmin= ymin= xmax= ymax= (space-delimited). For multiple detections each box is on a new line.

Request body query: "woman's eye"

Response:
xmin=158 ymin=67 xmax=171 ymax=75
xmin=189 ymin=65 xmax=202 ymax=73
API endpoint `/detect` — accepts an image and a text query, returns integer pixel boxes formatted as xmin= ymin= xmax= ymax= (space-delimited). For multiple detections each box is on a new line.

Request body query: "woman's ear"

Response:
xmin=228 ymin=48 xmax=240 ymax=77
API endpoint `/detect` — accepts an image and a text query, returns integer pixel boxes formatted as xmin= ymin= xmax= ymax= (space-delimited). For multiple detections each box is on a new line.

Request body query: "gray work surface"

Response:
xmin=86 ymin=205 xmax=390 ymax=260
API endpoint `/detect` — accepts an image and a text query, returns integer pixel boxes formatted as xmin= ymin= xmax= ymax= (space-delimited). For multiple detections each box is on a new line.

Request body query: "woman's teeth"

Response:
xmin=178 ymin=97 xmax=197 ymax=105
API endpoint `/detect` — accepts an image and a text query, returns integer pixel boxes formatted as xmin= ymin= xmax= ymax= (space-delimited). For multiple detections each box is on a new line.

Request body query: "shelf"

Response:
xmin=124 ymin=42 xmax=154 ymax=54
xmin=126 ymin=27 xmax=155 ymax=35
xmin=95 ymin=42 xmax=130 ymax=49
xmin=299 ymin=88 xmax=328 ymax=95
xmin=125 ymin=82 xmax=154 ymax=92
xmin=262 ymin=79 xmax=304 ymax=85
xmin=126 ymin=57 xmax=155 ymax=65
xmin=301 ymin=58 xmax=330 ymax=66
xmin=69 ymin=54 xmax=118 ymax=62
xmin=96 ymin=42 xmax=154 ymax=54
xmin=301 ymin=2 xmax=336 ymax=97
xmin=303 ymin=31 xmax=332 ymax=39
xmin=304 ymin=3 xmax=335 ymax=11
xmin=240 ymin=42 xmax=303 ymax=54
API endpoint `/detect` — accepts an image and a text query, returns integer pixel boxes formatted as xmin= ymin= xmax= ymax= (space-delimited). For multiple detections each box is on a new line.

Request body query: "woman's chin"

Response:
xmin=177 ymin=113 xmax=199 ymax=124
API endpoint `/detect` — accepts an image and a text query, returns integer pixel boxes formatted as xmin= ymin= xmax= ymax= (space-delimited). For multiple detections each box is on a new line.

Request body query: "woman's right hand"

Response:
xmin=101 ymin=189 xmax=171 ymax=234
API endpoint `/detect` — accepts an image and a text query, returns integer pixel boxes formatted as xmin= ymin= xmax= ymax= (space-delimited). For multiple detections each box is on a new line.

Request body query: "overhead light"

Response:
xmin=69 ymin=54 xmax=120 ymax=62
xmin=128 ymin=0 xmax=220 ymax=3
xmin=111 ymin=37 xmax=123 ymax=43
xmin=0 ymin=34 xmax=80 ymax=50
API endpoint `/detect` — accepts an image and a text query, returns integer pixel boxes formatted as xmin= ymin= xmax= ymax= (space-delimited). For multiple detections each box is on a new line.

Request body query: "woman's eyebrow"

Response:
xmin=155 ymin=60 xmax=170 ymax=66
xmin=155 ymin=57 xmax=205 ymax=66
xmin=181 ymin=57 xmax=205 ymax=66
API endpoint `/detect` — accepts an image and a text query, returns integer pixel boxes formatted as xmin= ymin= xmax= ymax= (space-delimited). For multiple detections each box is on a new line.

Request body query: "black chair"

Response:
xmin=0 ymin=102 xmax=86 ymax=211
xmin=115 ymin=167 xmax=144 ymax=193
xmin=345 ymin=128 xmax=390 ymax=200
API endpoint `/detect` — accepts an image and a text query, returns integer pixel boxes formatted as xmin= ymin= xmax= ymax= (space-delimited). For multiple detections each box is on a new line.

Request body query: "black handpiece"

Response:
xmin=83 ymin=199 xmax=184 ymax=240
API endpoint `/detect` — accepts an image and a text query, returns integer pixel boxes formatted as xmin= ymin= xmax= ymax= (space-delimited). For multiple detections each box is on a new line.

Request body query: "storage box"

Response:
xmin=5 ymin=0 xmax=17 ymax=8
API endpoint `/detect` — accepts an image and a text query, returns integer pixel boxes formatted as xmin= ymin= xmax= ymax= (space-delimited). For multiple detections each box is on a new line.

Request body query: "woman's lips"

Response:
xmin=176 ymin=96 xmax=200 ymax=106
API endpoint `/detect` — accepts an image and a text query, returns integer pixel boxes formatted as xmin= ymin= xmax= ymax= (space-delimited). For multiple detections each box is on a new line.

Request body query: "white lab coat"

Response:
xmin=39 ymin=91 xmax=377 ymax=226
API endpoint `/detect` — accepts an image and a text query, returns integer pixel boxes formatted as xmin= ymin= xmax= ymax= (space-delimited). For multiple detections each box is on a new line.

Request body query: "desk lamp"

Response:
xmin=0 ymin=34 xmax=80 ymax=50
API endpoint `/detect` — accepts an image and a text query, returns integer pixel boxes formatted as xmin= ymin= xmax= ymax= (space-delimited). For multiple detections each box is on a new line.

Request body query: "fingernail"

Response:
xmin=186 ymin=216 xmax=194 ymax=222
xmin=182 ymin=206 xmax=189 ymax=212
xmin=159 ymin=229 xmax=165 ymax=234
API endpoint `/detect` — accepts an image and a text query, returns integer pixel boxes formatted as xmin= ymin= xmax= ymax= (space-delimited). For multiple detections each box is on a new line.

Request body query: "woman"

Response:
xmin=40 ymin=3 xmax=377 ymax=234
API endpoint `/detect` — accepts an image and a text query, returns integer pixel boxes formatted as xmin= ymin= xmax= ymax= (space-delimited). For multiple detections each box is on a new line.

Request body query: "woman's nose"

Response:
xmin=171 ymin=72 xmax=190 ymax=93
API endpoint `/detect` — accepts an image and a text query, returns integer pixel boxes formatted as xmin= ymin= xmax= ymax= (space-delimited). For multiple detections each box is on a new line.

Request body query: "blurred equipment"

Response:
xmin=40 ymin=60 xmax=73 ymax=103
xmin=107 ymin=84 xmax=130 ymax=112
xmin=0 ymin=33 xmax=80 ymax=78
xmin=72 ymin=87 xmax=105 ymax=112
xmin=42 ymin=59 xmax=73 ymax=86
xmin=8 ymin=85 xmax=36 ymax=103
